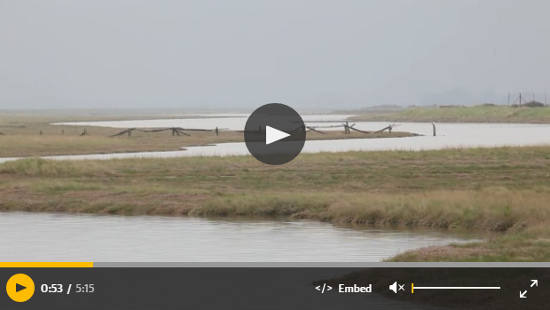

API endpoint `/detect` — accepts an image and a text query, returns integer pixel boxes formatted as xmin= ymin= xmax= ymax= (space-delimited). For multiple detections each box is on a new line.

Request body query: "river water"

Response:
xmin=43 ymin=115 xmax=550 ymax=161
xmin=1 ymin=115 xmax=536 ymax=262
xmin=0 ymin=212 xmax=478 ymax=262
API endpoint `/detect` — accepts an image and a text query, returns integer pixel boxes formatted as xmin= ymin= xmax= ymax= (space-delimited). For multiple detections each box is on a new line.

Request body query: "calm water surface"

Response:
xmin=0 ymin=115 xmax=523 ymax=266
xmin=36 ymin=115 xmax=550 ymax=162
xmin=0 ymin=212 xmax=478 ymax=262
xmin=0 ymin=115 xmax=550 ymax=163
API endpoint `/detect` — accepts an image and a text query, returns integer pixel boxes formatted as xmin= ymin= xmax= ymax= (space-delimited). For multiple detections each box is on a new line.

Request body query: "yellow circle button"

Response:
xmin=6 ymin=273 xmax=35 ymax=302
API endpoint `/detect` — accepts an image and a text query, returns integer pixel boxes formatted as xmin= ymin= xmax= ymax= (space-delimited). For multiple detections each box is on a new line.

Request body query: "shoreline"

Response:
xmin=1 ymin=146 xmax=549 ymax=262
xmin=0 ymin=125 xmax=417 ymax=157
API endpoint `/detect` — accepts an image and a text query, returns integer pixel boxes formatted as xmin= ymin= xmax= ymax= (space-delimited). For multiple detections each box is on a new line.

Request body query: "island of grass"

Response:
xmin=347 ymin=104 xmax=550 ymax=124
xmin=0 ymin=113 xmax=418 ymax=157
xmin=1 ymin=146 xmax=550 ymax=262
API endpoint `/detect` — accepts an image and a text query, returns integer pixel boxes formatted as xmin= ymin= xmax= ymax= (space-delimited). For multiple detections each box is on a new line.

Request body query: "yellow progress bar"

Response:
xmin=411 ymin=283 xmax=414 ymax=294
xmin=0 ymin=262 xmax=93 ymax=268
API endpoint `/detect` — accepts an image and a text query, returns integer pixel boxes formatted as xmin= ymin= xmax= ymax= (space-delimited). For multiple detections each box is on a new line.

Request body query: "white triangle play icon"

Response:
xmin=265 ymin=126 xmax=290 ymax=145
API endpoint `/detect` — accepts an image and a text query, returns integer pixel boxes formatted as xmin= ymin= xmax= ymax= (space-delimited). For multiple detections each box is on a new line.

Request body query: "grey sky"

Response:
xmin=1 ymin=0 xmax=548 ymax=109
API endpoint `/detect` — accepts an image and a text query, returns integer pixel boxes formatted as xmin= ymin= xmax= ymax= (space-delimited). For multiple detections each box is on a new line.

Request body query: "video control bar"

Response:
xmin=1 ymin=267 xmax=548 ymax=309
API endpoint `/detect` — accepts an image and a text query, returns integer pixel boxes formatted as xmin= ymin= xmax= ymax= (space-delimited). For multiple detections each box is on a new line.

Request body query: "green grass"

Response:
xmin=350 ymin=105 xmax=550 ymax=123
xmin=1 ymin=146 xmax=550 ymax=261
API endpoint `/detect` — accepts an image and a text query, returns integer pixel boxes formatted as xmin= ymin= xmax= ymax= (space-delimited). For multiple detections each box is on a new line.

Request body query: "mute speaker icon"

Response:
xmin=389 ymin=281 xmax=398 ymax=293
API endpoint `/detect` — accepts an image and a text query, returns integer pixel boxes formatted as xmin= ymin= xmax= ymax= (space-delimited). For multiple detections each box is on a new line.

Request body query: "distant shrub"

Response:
xmin=524 ymin=101 xmax=545 ymax=108
xmin=438 ymin=105 xmax=463 ymax=108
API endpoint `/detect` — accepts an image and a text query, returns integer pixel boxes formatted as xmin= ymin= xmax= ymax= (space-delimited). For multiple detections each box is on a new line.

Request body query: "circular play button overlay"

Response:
xmin=244 ymin=103 xmax=306 ymax=165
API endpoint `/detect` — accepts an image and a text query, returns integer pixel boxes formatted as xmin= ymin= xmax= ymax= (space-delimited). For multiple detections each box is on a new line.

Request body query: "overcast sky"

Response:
xmin=1 ymin=0 xmax=549 ymax=109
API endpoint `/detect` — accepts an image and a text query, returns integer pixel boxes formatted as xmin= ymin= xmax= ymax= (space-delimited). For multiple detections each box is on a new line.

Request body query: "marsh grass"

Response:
xmin=1 ymin=146 xmax=550 ymax=261
xmin=0 ymin=113 xmax=416 ymax=157
xmin=350 ymin=105 xmax=550 ymax=123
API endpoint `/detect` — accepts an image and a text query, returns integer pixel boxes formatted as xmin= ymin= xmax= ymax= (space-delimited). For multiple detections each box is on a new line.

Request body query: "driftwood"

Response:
xmin=110 ymin=127 xmax=219 ymax=137
xmin=306 ymin=126 xmax=326 ymax=134
xmin=344 ymin=122 xmax=357 ymax=134
xmin=109 ymin=128 xmax=142 ymax=137
xmin=306 ymin=124 xmax=345 ymax=129
xmin=375 ymin=124 xmax=400 ymax=133
xmin=166 ymin=128 xmax=212 ymax=132
xmin=145 ymin=127 xmax=192 ymax=136
xmin=349 ymin=126 xmax=370 ymax=134
xmin=344 ymin=121 xmax=350 ymax=134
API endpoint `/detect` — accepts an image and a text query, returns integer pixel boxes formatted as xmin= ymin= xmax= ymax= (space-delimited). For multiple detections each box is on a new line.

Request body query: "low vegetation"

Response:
xmin=0 ymin=113 xmax=415 ymax=157
xmin=1 ymin=146 xmax=550 ymax=261
xmin=349 ymin=105 xmax=550 ymax=123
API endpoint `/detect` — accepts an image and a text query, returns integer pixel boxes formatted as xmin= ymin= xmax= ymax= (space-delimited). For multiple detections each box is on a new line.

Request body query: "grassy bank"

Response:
xmin=0 ymin=113 xmax=416 ymax=157
xmin=349 ymin=105 xmax=550 ymax=123
xmin=1 ymin=146 xmax=550 ymax=261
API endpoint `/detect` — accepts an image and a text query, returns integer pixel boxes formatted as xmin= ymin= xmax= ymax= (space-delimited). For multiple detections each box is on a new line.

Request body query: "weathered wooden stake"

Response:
xmin=432 ymin=122 xmax=436 ymax=136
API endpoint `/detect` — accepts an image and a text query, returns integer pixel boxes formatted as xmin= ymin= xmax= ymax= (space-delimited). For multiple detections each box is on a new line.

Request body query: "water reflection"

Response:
xmin=0 ymin=212 xmax=479 ymax=262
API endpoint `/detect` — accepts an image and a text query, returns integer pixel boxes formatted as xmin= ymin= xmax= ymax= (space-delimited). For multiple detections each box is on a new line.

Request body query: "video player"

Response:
xmin=1 ymin=1 xmax=549 ymax=309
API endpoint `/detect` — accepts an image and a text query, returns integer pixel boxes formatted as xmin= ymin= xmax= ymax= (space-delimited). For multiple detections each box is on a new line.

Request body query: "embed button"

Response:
xmin=338 ymin=284 xmax=372 ymax=293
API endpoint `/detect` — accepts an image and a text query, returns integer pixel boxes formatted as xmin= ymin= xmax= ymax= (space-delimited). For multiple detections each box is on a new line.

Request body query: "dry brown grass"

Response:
xmin=1 ymin=146 xmax=550 ymax=261
xmin=0 ymin=113 xmax=416 ymax=156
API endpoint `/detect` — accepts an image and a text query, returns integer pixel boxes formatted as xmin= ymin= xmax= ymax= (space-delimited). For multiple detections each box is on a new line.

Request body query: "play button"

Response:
xmin=16 ymin=283 xmax=26 ymax=293
xmin=265 ymin=126 xmax=290 ymax=145
xmin=6 ymin=274 xmax=35 ymax=302
xmin=244 ymin=103 xmax=306 ymax=165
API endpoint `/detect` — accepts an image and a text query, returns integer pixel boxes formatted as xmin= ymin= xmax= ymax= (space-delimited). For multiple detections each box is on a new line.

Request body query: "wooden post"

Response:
xmin=62 ymin=129 xmax=64 ymax=135
xmin=215 ymin=127 xmax=219 ymax=136
xmin=432 ymin=122 xmax=436 ymax=136
xmin=519 ymin=92 xmax=523 ymax=106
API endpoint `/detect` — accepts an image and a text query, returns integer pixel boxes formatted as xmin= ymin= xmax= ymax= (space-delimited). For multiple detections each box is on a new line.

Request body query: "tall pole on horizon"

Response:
xmin=519 ymin=92 xmax=523 ymax=106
